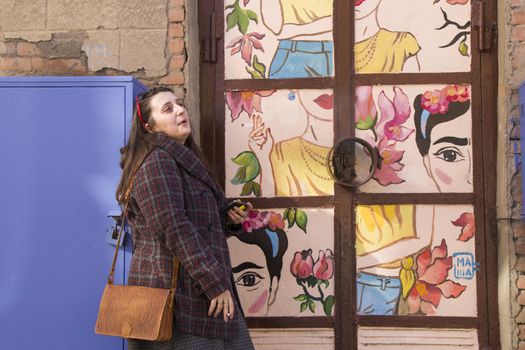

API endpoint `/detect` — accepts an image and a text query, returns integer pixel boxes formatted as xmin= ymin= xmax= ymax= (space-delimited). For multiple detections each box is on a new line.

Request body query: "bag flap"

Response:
xmin=95 ymin=284 xmax=173 ymax=340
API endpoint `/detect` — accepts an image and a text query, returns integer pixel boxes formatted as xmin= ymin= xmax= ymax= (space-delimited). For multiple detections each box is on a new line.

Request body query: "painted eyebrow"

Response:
xmin=232 ymin=262 xmax=264 ymax=274
xmin=432 ymin=137 xmax=468 ymax=146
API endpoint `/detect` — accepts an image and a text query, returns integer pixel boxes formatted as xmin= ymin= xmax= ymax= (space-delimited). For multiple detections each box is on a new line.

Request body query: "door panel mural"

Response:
xmin=355 ymin=84 xmax=472 ymax=193
xmin=225 ymin=89 xmax=334 ymax=197
xmin=355 ymin=0 xmax=471 ymax=73
xmin=211 ymin=0 xmax=494 ymax=348
xmin=224 ymin=0 xmax=334 ymax=79
xmin=227 ymin=208 xmax=335 ymax=317
xmin=356 ymin=204 xmax=477 ymax=316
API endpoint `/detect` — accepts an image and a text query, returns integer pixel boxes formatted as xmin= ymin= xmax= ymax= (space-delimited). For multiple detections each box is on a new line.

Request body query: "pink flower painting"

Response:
xmin=291 ymin=249 xmax=335 ymax=315
xmin=452 ymin=212 xmax=475 ymax=242
xmin=226 ymin=33 xmax=265 ymax=66
xmin=225 ymin=90 xmax=275 ymax=121
xmin=406 ymin=239 xmax=467 ymax=315
xmin=356 ymin=86 xmax=413 ymax=186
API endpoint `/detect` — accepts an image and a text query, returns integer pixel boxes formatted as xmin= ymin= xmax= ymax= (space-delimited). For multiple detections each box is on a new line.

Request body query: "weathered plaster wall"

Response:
xmin=0 ymin=0 xmax=186 ymax=97
xmin=501 ymin=0 xmax=525 ymax=349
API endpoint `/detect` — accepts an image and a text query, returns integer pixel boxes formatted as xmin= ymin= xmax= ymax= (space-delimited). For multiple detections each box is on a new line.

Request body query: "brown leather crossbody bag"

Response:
xmin=95 ymin=193 xmax=180 ymax=341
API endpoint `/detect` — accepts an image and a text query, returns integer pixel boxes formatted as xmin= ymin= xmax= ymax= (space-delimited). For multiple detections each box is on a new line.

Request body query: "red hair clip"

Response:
xmin=136 ymin=96 xmax=146 ymax=127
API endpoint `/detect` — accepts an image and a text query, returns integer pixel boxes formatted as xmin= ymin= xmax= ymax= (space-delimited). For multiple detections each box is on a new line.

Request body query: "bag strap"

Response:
xmin=107 ymin=185 xmax=180 ymax=292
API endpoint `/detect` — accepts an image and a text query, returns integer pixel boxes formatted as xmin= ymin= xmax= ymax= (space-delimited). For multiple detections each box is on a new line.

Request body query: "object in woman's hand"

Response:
xmin=220 ymin=201 xmax=247 ymax=214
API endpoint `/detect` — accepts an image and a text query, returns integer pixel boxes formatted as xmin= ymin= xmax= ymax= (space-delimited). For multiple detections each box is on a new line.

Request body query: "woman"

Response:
xmin=249 ymin=89 xmax=334 ymax=196
xmin=116 ymin=86 xmax=255 ymax=349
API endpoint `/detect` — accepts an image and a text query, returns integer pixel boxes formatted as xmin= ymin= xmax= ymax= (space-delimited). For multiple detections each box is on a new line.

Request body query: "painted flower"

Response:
xmin=226 ymin=32 xmax=265 ymax=65
xmin=452 ymin=212 xmax=475 ymax=242
xmin=225 ymin=90 xmax=275 ymax=121
xmin=443 ymin=84 xmax=470 ymax=103
xmin=407 ymin=239 xmax=467 ymax=315
xmin=421 ymin=89 xmax=450 ymax=114
xmin=373 ymin=137 xmax=405 ymax=186
xmin=375 ymin=86 xmax=413 ymax=142
xmin=355 ymin=86 xmax=377 ymax=130
xmin=313 ymin=249 xmax=334 ymax=281
xmin=291 ymin=249 xmax=314 ymax=279
xmin=266 ymin=211 xmax=285 ymax=231
xmin=242 ymin=209 xmax=266 ymax=233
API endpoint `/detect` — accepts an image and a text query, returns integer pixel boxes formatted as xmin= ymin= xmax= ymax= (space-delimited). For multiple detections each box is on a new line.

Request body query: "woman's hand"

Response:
xmin=227 ymin=201 xmax=253 ymax=225
xmin=208 ymin=289 xmax=235 ymax=321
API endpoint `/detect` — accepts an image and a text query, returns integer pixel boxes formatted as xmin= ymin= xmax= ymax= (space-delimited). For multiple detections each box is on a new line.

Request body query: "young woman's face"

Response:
xmin=147 ymin=91 xmax=191 ymax=143
xmin=297 ymin=89 xmax=334 ymax=122
xmin=228 ymin=237 xmax=273 ymax=316
xmin=354 ymin=0 xmax=382 ymax=20
xmin=424 ymin=113 xmax=473 ymax=192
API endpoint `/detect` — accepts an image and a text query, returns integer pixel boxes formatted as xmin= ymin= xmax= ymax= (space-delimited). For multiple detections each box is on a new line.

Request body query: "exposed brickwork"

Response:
xmin=0 ymin=0 xmax=187 ymax=98
xmin=510 ymin=0 xmax=525 ymax=349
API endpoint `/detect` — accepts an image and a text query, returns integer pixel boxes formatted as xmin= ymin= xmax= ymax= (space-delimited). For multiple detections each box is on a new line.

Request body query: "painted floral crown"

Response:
xmin=419 ymin=84 xmax=470 ymax=139
xmin=242 ymin=210 xmax=285 ymax=233
xmin=420 ymin=84 xmax=470 ymax=115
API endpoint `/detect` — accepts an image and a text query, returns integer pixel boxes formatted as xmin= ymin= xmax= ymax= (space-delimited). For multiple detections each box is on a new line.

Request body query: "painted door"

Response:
xmin=0 ymin=77 xmax=144 ymax=350
xmin=200 ymin=0 xmax=498 ymax=349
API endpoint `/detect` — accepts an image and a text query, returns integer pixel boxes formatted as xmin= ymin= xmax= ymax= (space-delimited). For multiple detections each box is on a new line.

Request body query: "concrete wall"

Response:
xmin=0 ymin=0 xmax=187 ymax=95
xmin=500 ymin=0 xmax=525 ymax=349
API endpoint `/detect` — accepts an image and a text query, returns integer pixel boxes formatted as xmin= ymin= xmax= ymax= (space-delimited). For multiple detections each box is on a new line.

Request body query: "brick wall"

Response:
xmin=0 ymin=0 xmax=187 ymax=97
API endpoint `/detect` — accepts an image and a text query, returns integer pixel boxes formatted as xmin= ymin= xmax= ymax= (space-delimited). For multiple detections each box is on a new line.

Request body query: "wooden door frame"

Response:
xmin=198 ymin=0 xmax=500 ymax=348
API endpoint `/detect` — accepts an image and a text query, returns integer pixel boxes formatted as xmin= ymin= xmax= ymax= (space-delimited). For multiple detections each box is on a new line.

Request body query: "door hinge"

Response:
xmin=202 ymin=12 xmax=220 ymax=63
xmin=475 ymin=0 xmax=496 ymax=52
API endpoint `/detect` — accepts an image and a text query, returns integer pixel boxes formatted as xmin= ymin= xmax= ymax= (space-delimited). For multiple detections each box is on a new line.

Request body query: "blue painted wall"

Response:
xmin=0 ymin=77 xmax=145 ymax=350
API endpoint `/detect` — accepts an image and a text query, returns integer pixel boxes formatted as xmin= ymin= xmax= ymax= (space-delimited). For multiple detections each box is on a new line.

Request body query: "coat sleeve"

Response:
xmin=133 ymin=150 xmax=227 ymax=300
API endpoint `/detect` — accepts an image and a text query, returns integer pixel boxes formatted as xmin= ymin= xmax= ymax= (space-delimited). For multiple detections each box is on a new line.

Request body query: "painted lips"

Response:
xmin=355 ymin=0 xmax=366 ymax=6
xmin=313 ymin=94 xmax=334 ymax=110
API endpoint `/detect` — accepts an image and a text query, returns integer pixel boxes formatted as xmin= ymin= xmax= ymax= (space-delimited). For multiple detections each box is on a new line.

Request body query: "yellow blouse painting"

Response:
xmin=355 ymin=29 xmax=421 ymax=73
xmin=280 ymin=0 xmax=333 ymax=25
xmin=270 ymin=137 xmax=334 ymax=196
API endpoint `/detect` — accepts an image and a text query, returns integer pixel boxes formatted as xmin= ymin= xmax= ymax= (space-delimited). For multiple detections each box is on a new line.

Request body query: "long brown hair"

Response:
xmin=116 ymin=86 xmax=213 ymax=204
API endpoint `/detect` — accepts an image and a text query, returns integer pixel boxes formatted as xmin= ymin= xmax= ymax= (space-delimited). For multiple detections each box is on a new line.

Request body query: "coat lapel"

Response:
xmin=152 ymin=133 xmax=224 ymax=203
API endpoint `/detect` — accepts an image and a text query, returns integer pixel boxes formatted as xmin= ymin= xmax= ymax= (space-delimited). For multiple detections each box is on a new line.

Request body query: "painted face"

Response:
xmin=296 ymin=89 xmax=334 ymax=122
xmin=354 ymin=0 xmax=381 ymax=20
xmin=424 ymin=113 xmax=473 ymax=192
xmin=148 ymin=91 xmax=191 ymax=143
xmin=228 ymin=237 xmax=273 ymax=316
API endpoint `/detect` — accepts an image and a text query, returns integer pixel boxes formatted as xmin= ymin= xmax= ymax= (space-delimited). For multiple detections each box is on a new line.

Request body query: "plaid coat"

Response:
xmin=127 ymin=133 xmax=243 ymax=340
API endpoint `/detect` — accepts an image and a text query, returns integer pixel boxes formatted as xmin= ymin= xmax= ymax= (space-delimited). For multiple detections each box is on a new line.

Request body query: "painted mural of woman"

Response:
xmin=413 ymin=85 xmax=472 ymax=192
xmin=228 ymin=211 xmax=289 ymax=316
xmin=355 ymin=0 xmax=421 ymax=73
xmin=260 ymin=0 xmax=333 ymax=78
xmin=249 ymin=89 xmax=334 ymax=196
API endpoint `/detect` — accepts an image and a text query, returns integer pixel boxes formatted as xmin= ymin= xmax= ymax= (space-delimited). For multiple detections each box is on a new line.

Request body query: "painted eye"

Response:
xmin=235 ymin=271 xmax=264 ymax=287
xmin=433 ymin=148 xmax=464 ymax=163
xmin=175 ymin=98 xmax=185 ymax=107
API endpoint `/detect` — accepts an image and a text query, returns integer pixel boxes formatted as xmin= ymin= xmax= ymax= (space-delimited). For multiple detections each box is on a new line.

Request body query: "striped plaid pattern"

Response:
xmin=128 ymin=315 xmax=254 ymax=350
xmin=127 ymin=133 xmax=244 ymax=340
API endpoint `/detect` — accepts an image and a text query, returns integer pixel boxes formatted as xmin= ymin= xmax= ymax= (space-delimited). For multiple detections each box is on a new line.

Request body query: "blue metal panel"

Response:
xmin=520 ymin=82 xmax=525 ymax=216
xmin=0 ymin=77 xmax=145 ymax=350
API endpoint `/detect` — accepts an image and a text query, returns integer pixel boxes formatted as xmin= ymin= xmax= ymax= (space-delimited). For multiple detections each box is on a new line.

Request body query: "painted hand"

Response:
xmin=248 ymin=114 xmax=274 ymax=158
